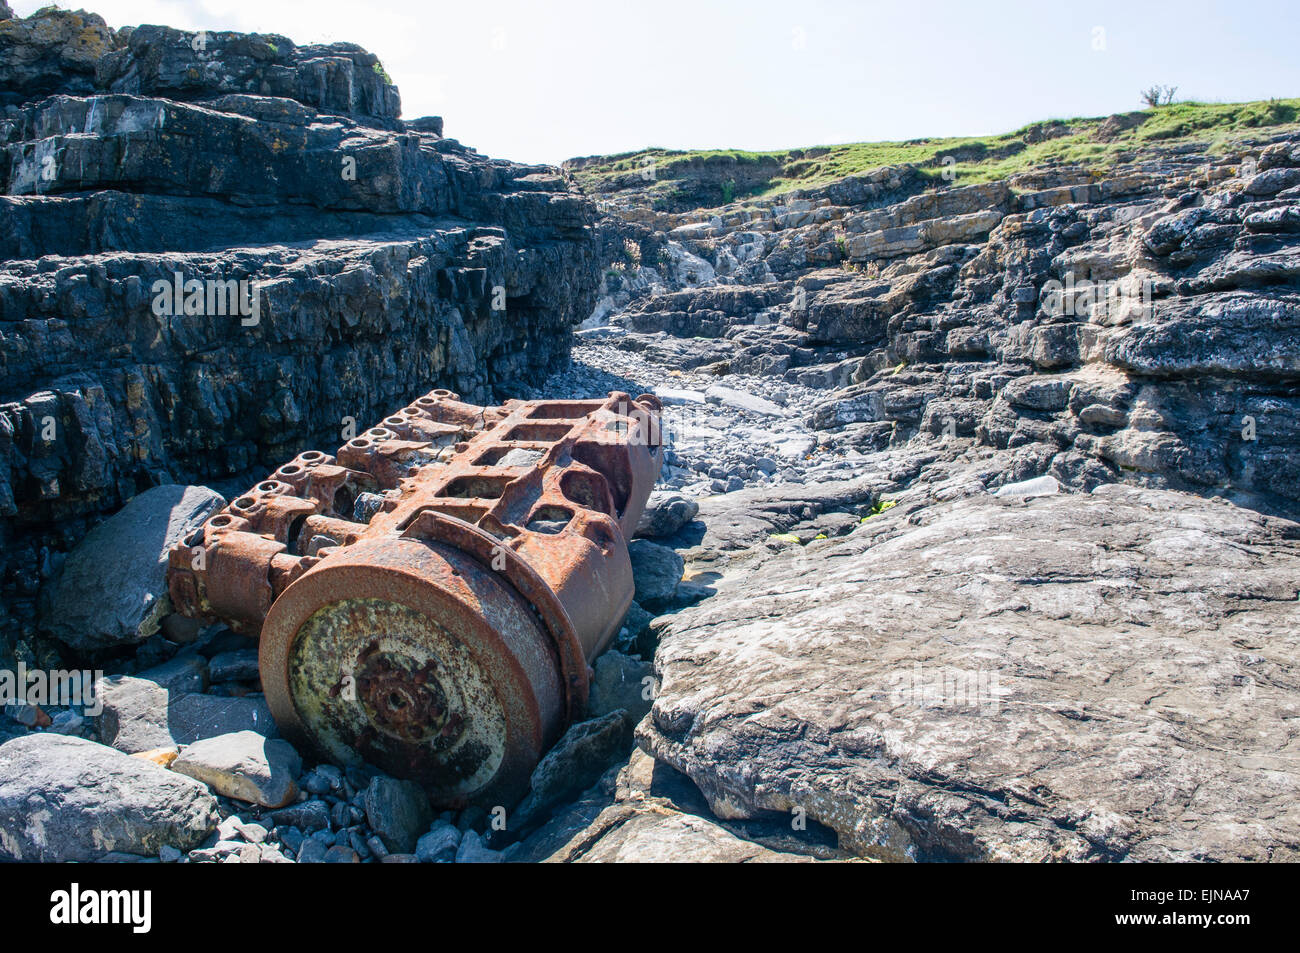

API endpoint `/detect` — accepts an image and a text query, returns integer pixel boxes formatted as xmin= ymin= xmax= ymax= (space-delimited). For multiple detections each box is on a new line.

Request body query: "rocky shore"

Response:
xmin=2 ymin=2 xmax=1298 ymax=863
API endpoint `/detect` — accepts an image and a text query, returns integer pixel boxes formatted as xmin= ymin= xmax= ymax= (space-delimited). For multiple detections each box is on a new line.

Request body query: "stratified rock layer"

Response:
xmin=638 ymin=485 xmax=1300 ymax=862
xmin=0 ymin=7 xmax=600 ymax=648
xmin=588 ymin=137 xmax=1300 ymax=524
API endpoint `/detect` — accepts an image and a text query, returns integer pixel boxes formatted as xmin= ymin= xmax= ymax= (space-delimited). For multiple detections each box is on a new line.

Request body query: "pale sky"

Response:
xmin=12 ymin=0 xmax=1300 ymax=165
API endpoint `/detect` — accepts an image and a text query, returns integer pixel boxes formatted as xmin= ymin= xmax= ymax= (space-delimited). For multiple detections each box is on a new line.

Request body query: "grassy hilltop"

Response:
xmin=564 ymin=98 xmax=1300 ymax=212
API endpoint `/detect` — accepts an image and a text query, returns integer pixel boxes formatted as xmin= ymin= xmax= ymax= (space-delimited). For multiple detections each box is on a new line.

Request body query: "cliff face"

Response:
xmin=548 ymin=107 xmax=1300 ymax=862
xmin=579 ymin=122 xmax=1300 ymax=521
xmin=0 ymin=7 xmax=601 ymax=651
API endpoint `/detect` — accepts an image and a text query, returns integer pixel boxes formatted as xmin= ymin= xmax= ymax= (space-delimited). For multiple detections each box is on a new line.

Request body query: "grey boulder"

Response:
xmin=627 ymin=539 xmax=685 ymax=608
xmin=96 ymin=674 xmax=276 ymax=753
xmin=635 ymin=491 xmax=700 ymax=538
xmin=454 ymin=830 xmax=503 ymax=863
xmin=44 ymin=484 xmax=225 ymax=651
xmin=0 ymin=734 xmax=217 ymax=861
xmin=587 ymin=650 xmax=654 ymax=722
xmin=514 ymin=710 xmax=634 ymax=827
xmin=171 ymin=731 xmax=302 ymax=808
xmin=415 ymin=822 xmax=461 ymax=862
xmin=364 ymin=776 xmax=433 ymax=854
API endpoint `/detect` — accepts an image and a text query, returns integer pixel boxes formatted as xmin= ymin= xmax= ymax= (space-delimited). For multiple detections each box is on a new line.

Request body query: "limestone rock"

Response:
xmin=44 ymin=485 xmax=225 ymax=650
xmin=0 ymin=734 xmax=217 ymax=861
xmin=0 ymin=6 xmax=117 ymax=106
xmin=171 ymin=731 xmax=302 ymax=808
xmin=639 ymin=486 xmax=1300 ymax=861
xmin=0 ymin=9 xmax=601 ymax=642
xmin=97 ymin=675 xmax=276 ymax=753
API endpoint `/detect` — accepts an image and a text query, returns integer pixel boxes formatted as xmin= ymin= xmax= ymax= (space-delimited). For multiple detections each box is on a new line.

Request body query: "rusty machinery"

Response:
xmin=166 ymin=388 xmax=664 ymax=808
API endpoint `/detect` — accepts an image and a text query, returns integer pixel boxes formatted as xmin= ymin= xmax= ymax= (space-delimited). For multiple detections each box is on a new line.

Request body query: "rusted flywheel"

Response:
xmin=167 ymin=389 xmax=664 ymax=807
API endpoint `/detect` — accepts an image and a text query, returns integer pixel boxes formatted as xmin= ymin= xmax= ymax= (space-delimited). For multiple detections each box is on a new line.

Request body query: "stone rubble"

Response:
xmin=3 ymin=1 xmax=1299 ymax=864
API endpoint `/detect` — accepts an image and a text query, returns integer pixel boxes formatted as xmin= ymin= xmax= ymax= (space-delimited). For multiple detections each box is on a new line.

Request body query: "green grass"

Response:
xmin=861 ymin=499 xmax=898 ymax=521
xmin=568 ymin=99 xmax=1300 ymax=208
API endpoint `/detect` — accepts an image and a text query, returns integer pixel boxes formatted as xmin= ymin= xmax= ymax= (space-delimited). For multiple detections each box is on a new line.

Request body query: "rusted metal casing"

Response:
xmin=167 ymin=389 xmax=664 ymax=807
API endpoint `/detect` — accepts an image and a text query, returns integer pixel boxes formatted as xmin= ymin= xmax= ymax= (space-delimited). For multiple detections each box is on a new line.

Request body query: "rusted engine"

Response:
xmin=166 ymin=388 xmax=663 ymax=807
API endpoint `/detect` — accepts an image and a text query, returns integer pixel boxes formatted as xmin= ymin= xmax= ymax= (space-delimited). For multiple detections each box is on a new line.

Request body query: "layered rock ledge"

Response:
xmin=0 ymin=7 xmax=600 ymax=646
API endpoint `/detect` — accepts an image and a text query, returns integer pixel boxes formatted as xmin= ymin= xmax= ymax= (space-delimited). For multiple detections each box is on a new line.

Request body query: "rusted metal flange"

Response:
xmin=260 ymin=535 xmax=565 ymax=808
xmin=398 ymin=509 xmax=590 ymax=719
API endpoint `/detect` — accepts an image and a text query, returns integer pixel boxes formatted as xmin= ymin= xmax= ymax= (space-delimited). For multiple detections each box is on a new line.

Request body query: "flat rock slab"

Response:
xmin=97 ymin=675 xmax=276 ymax=753
xmin=509 ymin=750 xmax=843 ymax=863
xmin=171 ymin=730 xmax=302 ymax=807
xmin=0 ymin=734 xmax=217 ymax=861
xmin=44 ymin=484 xmax=225 ymax=651
xmin=705 ymin=384 xmax=785 ymax=417
xmin=639 ymin=485 xmax=1300 ymax=861
xmin=669 ymin=475 xmax=881 ymax=555
xmin=572 ymin=806 xmax=822 ymax=863
xmin=653 ymin=387 xmax=707 ymax=405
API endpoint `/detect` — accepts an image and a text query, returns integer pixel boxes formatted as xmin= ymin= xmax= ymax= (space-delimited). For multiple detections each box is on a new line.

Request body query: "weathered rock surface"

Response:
xmin=170 ymin=730 xmax=301 ymax=807
xmin=0 ymin=6 xmax=601 ymax=652
xmin=532 ymin=118 xmax=1300 ymax=863
xmin=638 ymin=485 xmax=1300 ymax=861
xmin=576 ymin=123 xmax=1300 ymax=532
xmin=97 ymin=674 xmax=276 ymax=752
xmin=0 ymin=733 xmax=217 ymax=861
xmin=44 ymin=484 xmax=224 ymax=650
xmin=509 ymin=749 xmax=846 ymax=862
